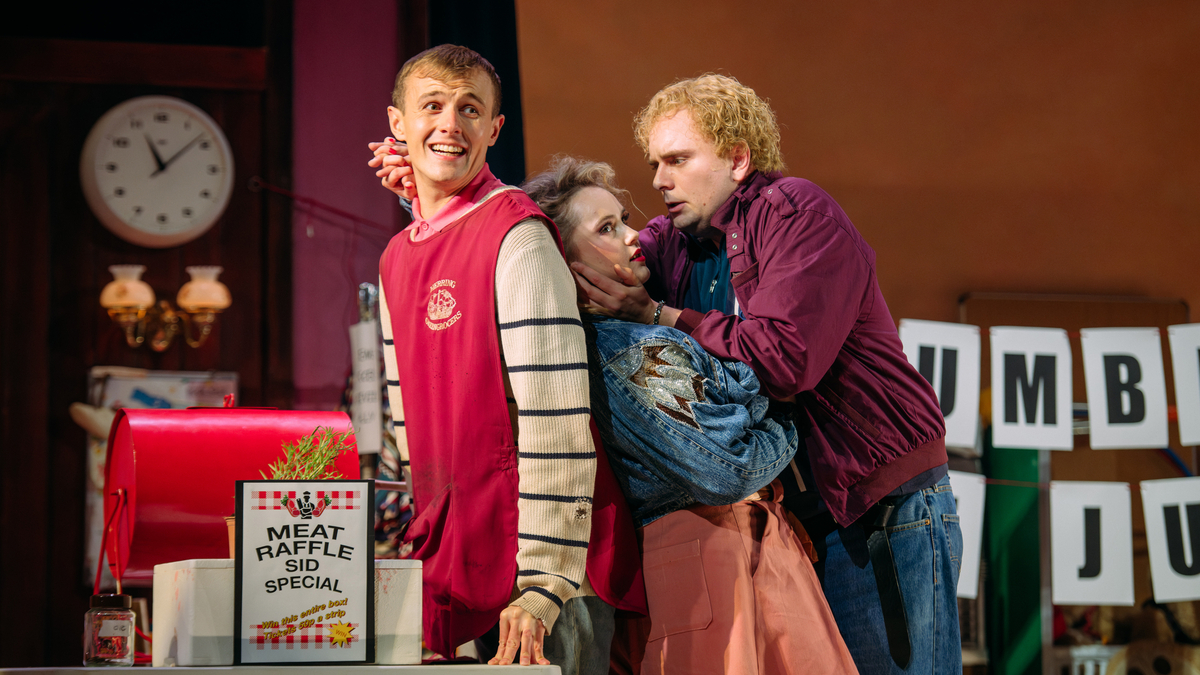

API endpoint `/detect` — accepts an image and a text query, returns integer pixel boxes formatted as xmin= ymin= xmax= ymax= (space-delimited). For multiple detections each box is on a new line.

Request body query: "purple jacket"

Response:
xmin=639 ymin=171 xmax=946 ymax=526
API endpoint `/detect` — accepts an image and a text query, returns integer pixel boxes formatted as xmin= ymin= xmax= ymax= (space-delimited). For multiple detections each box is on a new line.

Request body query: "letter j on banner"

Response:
xmin=1080 ymin=327 xmax=1169 ymax=450
xmin=899 ymin=320 xmax=981 ymax=450
xmin=1140 ymin=477 xmax=1200 ymax=603
xmin=1050 ymin=481 xmax=1135 ymax=606
xmin=990 ymin=327 xmax=1073 ymax=450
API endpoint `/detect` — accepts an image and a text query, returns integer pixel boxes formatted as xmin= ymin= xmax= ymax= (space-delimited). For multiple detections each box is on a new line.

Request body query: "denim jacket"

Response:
xmin=584 ymin=316 xmax=798 ymax=528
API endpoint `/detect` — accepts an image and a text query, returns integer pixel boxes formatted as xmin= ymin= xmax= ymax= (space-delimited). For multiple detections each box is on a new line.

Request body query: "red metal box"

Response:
xmin=102 ymin=407 xmax=359 ymax=586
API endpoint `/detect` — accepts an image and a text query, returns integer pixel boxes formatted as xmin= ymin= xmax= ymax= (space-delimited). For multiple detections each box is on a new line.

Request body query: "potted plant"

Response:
xmin=225 ymin=426 xmax=356 ymax=556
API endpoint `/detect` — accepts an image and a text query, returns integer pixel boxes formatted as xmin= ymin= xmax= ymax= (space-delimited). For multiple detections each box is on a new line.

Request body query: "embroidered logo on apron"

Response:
xmin=425 ymin=279 xmax=462 ymax=331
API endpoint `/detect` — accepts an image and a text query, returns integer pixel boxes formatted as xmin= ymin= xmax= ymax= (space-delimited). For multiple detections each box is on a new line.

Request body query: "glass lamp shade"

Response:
xmin=176 ymin=266 xmax=231 ymax=312
xmin=100 ymin=265 xmax=155 ymax=310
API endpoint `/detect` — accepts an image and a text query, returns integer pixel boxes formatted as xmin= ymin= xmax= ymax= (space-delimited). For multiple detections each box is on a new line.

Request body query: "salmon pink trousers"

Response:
xmin=636 ymin=485 xmax=858 ymax=675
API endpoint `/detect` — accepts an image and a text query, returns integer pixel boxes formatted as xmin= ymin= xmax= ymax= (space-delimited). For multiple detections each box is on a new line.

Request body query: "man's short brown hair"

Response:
xmin=634 ymin=73 xmax=784 ymax=174
xmin=391 ymin=44 xmax=502 ymax=115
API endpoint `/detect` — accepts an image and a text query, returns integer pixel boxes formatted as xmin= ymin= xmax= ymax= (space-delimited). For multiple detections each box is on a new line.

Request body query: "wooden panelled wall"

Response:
xmin=0 ymin=15 xmax=292 ymax=666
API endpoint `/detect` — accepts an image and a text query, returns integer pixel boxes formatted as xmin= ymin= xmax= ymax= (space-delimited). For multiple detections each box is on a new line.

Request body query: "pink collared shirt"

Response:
xmin=409 ymin=164 xmax=507 ymax=242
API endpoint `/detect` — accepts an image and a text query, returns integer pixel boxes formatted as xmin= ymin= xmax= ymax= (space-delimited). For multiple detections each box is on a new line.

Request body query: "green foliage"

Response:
xmin=261 ymin=426 xmax=355 ymax=480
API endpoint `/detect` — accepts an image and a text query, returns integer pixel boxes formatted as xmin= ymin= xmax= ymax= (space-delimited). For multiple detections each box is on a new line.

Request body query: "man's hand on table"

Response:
xmin=488 ymin=605 xmax=550 ymax=666
xmin=367 ymin=138 xmax=416 ymax=200
xmin=570 ymin=263 xmax=681 ymax=327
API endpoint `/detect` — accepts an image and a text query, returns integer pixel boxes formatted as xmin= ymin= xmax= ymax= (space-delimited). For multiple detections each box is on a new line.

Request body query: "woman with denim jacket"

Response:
xmin=521 ymin=157 xmax=857 ymax=675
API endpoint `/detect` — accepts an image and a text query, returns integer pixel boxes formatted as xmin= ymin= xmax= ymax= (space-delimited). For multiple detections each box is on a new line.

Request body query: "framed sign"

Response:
xmin=234 ymin=480 xmax=374 ymax=664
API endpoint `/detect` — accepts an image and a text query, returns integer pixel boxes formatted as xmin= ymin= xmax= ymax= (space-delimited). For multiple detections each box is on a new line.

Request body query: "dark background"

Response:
xmin=0 ymin=0 xmax=520 ymax=665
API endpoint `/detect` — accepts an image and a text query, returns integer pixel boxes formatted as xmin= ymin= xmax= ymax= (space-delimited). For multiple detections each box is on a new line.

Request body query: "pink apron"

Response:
xmin=379 ymin=187 xmax=645 ymax=658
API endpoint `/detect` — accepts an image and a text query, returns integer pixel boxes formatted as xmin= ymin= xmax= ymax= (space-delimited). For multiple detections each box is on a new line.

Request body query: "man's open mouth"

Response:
xmin=430 ymin=143 xmax=465 ymax=157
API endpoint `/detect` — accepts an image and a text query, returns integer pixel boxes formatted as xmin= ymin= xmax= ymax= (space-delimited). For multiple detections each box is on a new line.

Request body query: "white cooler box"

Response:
xmin=152 ymin=558 xmax=422 ymax=665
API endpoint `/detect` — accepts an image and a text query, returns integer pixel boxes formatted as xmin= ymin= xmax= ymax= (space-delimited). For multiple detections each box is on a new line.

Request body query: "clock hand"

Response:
xmin=144 ymin=134 xmax=167 ymax=174
xmin=151 ymin=133 xmax=204 ymax=177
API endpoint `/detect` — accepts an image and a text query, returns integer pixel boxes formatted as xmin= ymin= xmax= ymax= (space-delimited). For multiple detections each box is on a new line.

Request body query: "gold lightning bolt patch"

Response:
xmin=614 ymin=342 xmax=706 ymax=429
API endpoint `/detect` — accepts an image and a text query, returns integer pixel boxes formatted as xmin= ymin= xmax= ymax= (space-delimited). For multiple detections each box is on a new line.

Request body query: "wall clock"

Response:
xmin=80 ymin=96 xmax=235 ymax=248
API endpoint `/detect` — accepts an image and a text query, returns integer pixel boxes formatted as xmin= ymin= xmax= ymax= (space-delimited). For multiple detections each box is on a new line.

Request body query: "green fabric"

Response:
xmin=983 ymin=429 xmax=1044 ymax=675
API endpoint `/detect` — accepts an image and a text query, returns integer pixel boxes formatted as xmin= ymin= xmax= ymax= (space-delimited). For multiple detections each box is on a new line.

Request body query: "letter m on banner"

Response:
xmin=990 ymin=327 xmax=1074 ymax=450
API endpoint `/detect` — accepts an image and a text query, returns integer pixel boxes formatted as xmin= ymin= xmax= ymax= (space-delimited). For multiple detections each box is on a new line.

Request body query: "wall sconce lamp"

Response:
xmin=100 ymin=265 xmax=231 ymax=351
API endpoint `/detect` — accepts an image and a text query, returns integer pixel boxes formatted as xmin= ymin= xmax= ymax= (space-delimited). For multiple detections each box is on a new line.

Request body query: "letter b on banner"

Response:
xmin=1081 ymin=328 xmax=1168 ymax=449
xmin=1050 ymin=481 xmax=1134 ymax=606
xmin=1102 ymin=355 xmax=1145 ymax=424
xmin=1140 ymin=477 xmax=1200 ymax=602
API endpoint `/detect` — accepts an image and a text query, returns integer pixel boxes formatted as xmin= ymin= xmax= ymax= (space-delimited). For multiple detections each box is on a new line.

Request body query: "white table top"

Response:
xmin=0 ymin=662 xmax=556 ymax=667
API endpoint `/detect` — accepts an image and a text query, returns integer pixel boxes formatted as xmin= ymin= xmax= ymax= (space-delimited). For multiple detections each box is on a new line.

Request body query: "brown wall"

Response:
xmin=516 ymin=2 xmax=1200 ymax=324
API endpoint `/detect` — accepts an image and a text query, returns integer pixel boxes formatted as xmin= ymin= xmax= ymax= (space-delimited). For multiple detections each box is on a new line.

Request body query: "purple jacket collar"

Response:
xmin=710 ymin=170 xmax=785 ymax=235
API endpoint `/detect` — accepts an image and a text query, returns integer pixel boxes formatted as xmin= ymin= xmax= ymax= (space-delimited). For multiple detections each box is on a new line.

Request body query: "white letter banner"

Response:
xmin=1080 ymin=327 xmax=1168 ymax=450
xmin=349 ymin=320 xmax=382 ymax=454
xmin=1140 ymin=476 xmax=1200 ymax=602
xmin=899 ymin=320 xmax=981 ymax=449
xmin=1050 ymin=481 xmax=1135 ymax=606
xmin=990 ymin=327 xmax=1073 ymax=450
xmin=1168 ymin=324 xmax=1200 ymax=447
xmin=947 ymin=470 xmax=986 ymax=599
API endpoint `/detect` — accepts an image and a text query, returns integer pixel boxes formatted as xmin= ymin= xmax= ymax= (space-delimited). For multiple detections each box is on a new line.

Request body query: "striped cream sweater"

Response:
xmin=379 ymin=218 xmax=596 ymax=632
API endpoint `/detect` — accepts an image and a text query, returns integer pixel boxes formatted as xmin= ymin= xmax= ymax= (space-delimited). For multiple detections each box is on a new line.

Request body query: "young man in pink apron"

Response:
xmin=375 ymin=45 xmax=644 ymax=673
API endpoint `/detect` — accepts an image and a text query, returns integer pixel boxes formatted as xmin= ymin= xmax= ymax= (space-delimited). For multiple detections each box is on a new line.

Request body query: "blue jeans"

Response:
xmin=821 ymin=476 xmax=963 ymax=674
xmin=541 ymin=595 xmax=615 ymax=675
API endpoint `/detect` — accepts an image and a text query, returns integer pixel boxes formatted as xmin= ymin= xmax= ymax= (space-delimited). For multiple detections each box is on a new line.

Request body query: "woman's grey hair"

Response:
xmin=520 ymin=155 xmax=628 ymax=246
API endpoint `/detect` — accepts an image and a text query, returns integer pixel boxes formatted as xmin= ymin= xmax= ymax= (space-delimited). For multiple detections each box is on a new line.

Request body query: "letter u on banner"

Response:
xmin=1140 ymin=476 xmax=1200 ymax=603
xmin=1168 ymin=323 xmax=1200 ymax=447
xmin=1050 ymin=481 xmax=1134 ymax=606
xmin=899 ymin=319 xmax=981 ymax=449
xmin=990 ymin=327 xmax=1074 ymax=450
xmin=1080 ymin=327 xmax=1168 ymax=449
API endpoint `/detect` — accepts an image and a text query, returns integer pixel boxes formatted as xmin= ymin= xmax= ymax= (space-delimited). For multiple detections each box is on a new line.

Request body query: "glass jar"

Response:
xmin=83 ymin=594 xmax=134 ymax=666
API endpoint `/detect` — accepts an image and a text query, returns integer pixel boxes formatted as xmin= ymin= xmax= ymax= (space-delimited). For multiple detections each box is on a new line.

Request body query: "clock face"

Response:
xmin=80 ymin=96 xmax=235 ymax=248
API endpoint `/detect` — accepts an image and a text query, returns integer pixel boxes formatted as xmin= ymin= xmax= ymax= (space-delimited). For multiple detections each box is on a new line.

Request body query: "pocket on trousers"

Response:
xmin=884 ymin=517 xmax=932 ymax=581
xmin=643 ymin=539 xmax=713 ymax=640
xmin=942 ymin=513 xmax=963 ymax=571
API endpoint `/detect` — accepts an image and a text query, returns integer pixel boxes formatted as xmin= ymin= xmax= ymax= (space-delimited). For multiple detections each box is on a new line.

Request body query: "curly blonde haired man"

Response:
xmin=572 ymin=73 xmax=962 ymax=675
